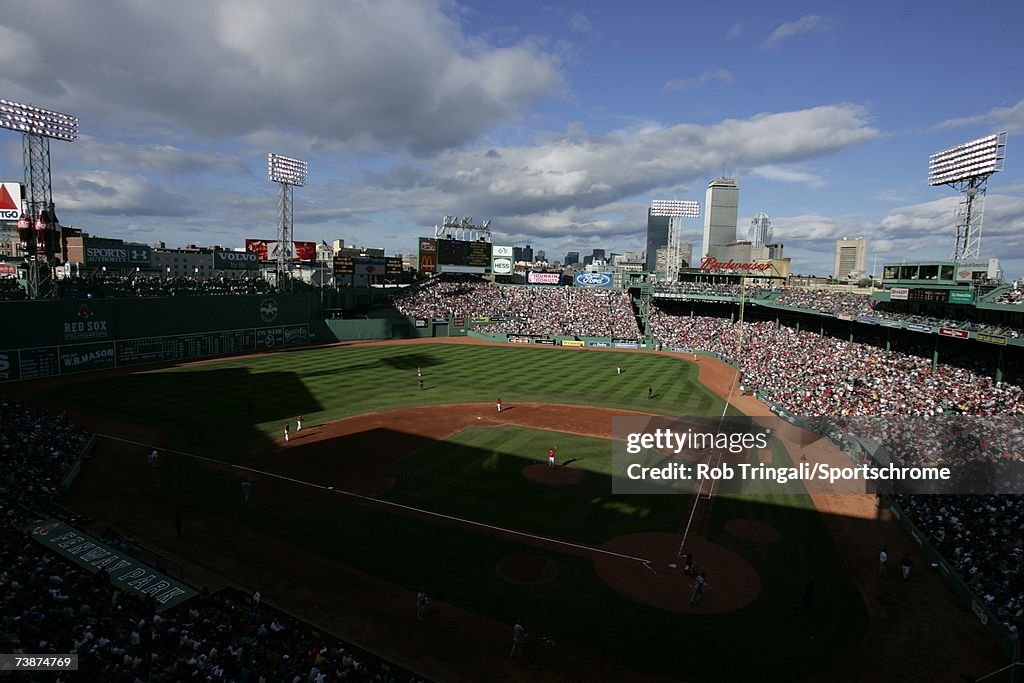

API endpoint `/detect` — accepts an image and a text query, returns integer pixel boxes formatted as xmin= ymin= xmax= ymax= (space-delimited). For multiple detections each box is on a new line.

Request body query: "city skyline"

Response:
xmin=0 ymin=2 xmax=1022 ymax=277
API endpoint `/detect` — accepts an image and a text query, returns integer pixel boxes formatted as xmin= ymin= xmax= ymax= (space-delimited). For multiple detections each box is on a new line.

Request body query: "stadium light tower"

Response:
xmin=0 ymin=99 xmax=79 ymax=298
xmin=650 ymin=200 xmax=700 ymax=283
xmin=928 ymin=132 xmax=1008 ymax=261
xmin=268 ymin=153 xmax=308 ymax=290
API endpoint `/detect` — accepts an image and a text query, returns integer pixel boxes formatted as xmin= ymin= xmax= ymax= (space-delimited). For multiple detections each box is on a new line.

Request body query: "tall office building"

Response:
xmin=833 ymin=237 xmax=867 ymax=280
xmin=591 ymin=248 xmax=606 ymax=262
xmin=702 ymin=178 xmax=739 ymax=259
xmin=565 ymin=251 xmax=579 ymax=265
xmin=645 ymin=210 xmax=670 ymax=272
xmin=748 ymin=212 xmax=772 ymax=249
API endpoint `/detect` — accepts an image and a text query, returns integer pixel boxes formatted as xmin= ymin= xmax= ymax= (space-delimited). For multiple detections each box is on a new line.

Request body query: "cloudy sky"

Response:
xmin=1 ymin=0 xmax=1023 ymax=277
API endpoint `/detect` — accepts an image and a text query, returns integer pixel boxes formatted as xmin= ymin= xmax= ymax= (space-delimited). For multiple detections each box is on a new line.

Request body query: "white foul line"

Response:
xmin=99 ymin=434 xmax=655 ymax=568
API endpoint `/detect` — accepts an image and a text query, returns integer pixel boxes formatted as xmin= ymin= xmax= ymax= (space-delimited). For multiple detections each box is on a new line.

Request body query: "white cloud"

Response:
xmin=762 ymin=14 xmax=830 ymax=48
xmin=0 ymin=0 xmax=563 ymax=155
xmin=751 ymin=165 xmax=825 ymax=187
xmin=726 ymin=23 xmax=744 ymax=40
xmin=663 ymin=69 xmax=735 ymax=93
xmin=567 ymin=12 xmax=594 ymax=35
xmin=935 ymin=99 xmax=1024 ymax=135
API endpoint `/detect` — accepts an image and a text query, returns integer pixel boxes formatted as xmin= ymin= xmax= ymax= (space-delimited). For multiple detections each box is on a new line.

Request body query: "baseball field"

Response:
xmin=24 ymin=338 xmax=1006 ymax=681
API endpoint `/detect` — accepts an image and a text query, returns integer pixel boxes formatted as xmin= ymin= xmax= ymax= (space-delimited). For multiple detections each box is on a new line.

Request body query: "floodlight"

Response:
xmin=928 ymin=132 xmax=1006 ymax=186
xmin=0 ymin=99 xmax=78 ymax=141
xmin=650 ymin=199 xmax=701 ymax=217
xmin=268 ymin=153 xmax=308 ymax=186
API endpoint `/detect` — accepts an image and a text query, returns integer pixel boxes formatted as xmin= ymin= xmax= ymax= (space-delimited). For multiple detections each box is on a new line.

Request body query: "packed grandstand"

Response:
xmin=0 ymin=398 xmax=423 ymax=682
xmin=3 ymin=271 xmax=1023 ymax=669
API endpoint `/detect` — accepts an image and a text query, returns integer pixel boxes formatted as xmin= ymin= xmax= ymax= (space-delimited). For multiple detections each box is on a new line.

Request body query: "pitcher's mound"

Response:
xmin=497 ymin=554 xmax=559 ymax=585
xmin=522 ymin=463 xmax=585 ymax=486
xmin=725 ymin=519 xmax=781 ymax=544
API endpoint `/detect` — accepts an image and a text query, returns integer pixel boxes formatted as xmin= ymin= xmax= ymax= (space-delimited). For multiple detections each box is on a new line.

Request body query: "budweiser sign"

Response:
xmin=699 ymin=257 xmax=773 ymax=272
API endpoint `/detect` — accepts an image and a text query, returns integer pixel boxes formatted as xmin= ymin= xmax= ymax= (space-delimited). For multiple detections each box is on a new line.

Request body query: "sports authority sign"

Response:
xmin=82 ymin=240 xmax=152 ymax=268
xmin=0 ymin=182 xmax=22 ymax=220
xmin=699 ymin=257 xmax=772 ymax=272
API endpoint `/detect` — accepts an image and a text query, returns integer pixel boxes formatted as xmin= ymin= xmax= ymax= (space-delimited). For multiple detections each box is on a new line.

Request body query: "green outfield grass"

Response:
xmin=40 ymin=343 xmax=731 ymax=458
xmin=48 ymin=341 xmax=866 ymax=680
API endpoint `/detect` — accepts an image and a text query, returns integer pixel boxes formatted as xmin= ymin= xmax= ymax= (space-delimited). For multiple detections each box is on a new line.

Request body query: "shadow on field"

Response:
xmin=60 ymin=421 xmax=1009 ymax=683
xmin=34 ymin=366 xmax=324 ymax=461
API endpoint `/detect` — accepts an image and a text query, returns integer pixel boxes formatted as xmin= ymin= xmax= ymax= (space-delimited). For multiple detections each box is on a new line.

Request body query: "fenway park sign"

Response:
xmin=699 ymin=257 xmax=772 ymax=272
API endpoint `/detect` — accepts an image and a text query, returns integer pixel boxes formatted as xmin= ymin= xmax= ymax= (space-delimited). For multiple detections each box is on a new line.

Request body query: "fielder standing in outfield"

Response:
xmin=547 ymin=447 xmax=557 ymax=470
xmin=616 ymin=363 xmax=622 ymax=375
xmin=417 ymin=365 xmax=422 ymax=378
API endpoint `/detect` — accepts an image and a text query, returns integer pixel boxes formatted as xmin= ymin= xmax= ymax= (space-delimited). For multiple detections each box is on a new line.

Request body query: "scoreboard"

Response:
xmin=436 ymin=238 xmax=491 ymax=273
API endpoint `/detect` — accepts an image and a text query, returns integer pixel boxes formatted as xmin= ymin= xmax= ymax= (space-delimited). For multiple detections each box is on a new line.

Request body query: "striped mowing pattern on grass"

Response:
xmin=41 ymin=343 xmax=727 ymax=459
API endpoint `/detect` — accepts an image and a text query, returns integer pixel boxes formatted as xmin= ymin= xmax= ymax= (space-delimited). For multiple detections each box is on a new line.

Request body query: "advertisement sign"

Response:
xmin=385 ymin=257 xmax=404 ymax=276
xmin=534 ymin=339 xmax=556 ymax=345
xmin=418 ymin=238 xmax=437 ymax=274
xmin=614 ymin=342 xmax=640 ymax=349
xmin=59 ymin=341 xmax=116 ymax=374
xmin=508 ymin=336 xmax=531 ymax=344
xmin=977 ymin=333 xmax=1008 ymax=346
xmin=245 ymin=239 xmax=317 ymax=262
xmin=561 ymin=340 xmax=585 ymax=347
xmin=699 ymin=257 xmax=772 ymax=272
xmin=907 ymin=323 xmax=933 ymax=333
xmin=890 ymin=287 xmax=909 ymax=301
xmin=0 ymin=263 xmax=16 ymax=277
xmin=334 ymin=256 xmax=355 ymax=275
xmin=880 ymin=320 xmax=903 ymax=328
xmin=0 ymin=182 xmax=22 ymax=221
xmin=470 ymin=316 xmax=491 ymax=323
xmin=83 ymin=240 xmax=152 ymax=268
xmin=837 ymin=313 xmax=854 ymax=321
xmin=213 ymin=251 xmax=259 ymax=270
xmin=587 ymin=341 xmax=610 ymax=347
xmin=528 ymin=271 xmax=562 ymax=285
xmin=939 ymin=327 xmax=970 ymax=339
xmin=414 ymin=319 xmax=428 ymax=328
xmin=24 ymin=519 xmax=197 ymax=611
xmin=856 ymin=316 xmax=878 ymax=325
xmin=492 ymin=244 xmax=513 ymax=275
xmin=948 ymin=290 xmax=975 ymax=304
xmin=574 ymin=272 xmax=614 ymax=288
xmin=0 ymin=350 xmax=19 ymax=382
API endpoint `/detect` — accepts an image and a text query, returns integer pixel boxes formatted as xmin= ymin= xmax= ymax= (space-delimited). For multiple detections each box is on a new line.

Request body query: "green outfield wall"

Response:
xmin=0 ymin=294 xmax=316 ymax=383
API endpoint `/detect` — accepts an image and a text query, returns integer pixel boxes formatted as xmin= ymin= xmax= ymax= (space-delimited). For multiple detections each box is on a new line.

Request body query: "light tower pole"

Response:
xmin=928 ymin=132 xmax=1008 ymax=261
xmin=650 ymin=200 xmax=701 ymax=283
xmin=0 ymin=99 xmax=79 ymax=299
xmin=267 ymin=153 xmax=308 ymax=291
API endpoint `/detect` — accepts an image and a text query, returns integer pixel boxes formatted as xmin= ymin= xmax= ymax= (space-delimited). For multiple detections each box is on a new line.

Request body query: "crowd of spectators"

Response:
xmin=55 ymin=274 xmax=276 ymax=299
xmin=648 ymin=306 xmax=1024 ymax=634
xmin=892 ymin=495 xmax=1023 ymax=639
xmin=774 ymin=288 xmax=1022 ymax=338
xmin=651 ymin=281 xmax=773 ymax=299
xmin=995 ymin=284 xmax=1024 ymax=305
xmin=0 ymin=278 xmax=26 ymax=301
xmin=0 ymin=397 xmax=422 ymax=682
xmin=391 ymin=275 xmax=641 ymax=339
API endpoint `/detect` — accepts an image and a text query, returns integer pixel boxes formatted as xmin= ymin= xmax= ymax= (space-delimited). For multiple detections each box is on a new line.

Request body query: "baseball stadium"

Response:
xmin=3 ymin=242 xmax=1024 ymax=682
